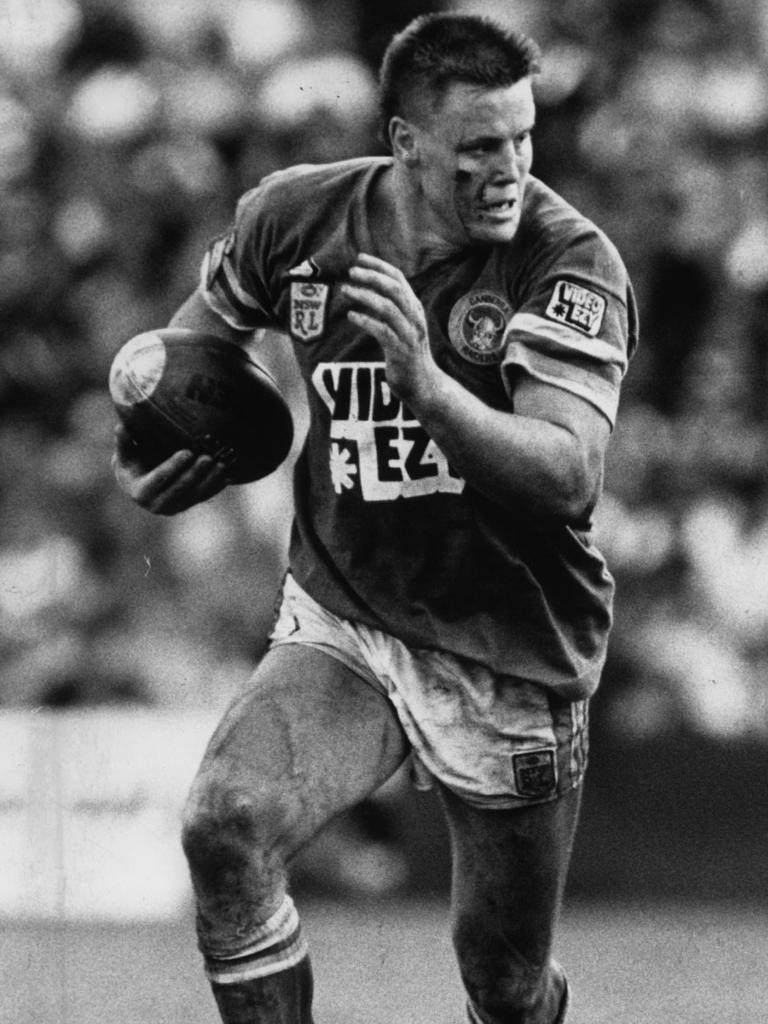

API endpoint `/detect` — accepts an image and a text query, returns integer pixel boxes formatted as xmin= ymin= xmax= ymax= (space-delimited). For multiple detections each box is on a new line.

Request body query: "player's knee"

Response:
xmin=181 ymin=774 xmax=285 ymax=880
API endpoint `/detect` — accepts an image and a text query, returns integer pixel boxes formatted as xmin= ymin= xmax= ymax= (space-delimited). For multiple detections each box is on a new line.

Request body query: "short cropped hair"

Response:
xmin=378 ymin=13 xmax=542 ymax=145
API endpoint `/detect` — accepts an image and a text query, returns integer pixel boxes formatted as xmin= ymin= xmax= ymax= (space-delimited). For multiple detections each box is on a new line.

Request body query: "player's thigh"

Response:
xmin=439 ymin=783 xmax=582 ymax=961
xmin=189 ymin=642 xmax=410 ymax=855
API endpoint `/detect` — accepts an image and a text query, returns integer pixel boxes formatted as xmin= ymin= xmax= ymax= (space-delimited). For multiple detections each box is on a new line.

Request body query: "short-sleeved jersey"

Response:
xmin=199 ymin=157 xmax=638 ymax=700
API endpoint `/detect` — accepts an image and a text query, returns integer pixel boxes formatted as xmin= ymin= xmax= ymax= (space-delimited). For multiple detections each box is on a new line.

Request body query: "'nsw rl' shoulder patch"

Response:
xmin=545 ymin=280 xmax=606 ymax=337
xmin=290 ymin=281 xmax=329 ymax=342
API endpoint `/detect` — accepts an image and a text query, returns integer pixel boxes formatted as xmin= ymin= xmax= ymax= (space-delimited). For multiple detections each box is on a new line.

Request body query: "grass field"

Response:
xmin=3 ymin=899 xmax=766 ymax=1024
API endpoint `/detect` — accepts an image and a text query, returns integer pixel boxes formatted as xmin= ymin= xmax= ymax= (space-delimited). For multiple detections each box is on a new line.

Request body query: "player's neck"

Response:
xmin=370 ymin=164 xmax=462 ymax=277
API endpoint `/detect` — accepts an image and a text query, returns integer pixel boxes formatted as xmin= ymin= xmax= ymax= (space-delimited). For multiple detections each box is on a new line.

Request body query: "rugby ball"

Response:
xmin=108 ymin=328 xmax=294 ymax=483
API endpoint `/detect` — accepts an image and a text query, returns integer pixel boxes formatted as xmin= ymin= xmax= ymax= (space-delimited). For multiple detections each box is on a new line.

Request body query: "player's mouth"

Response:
xmin=477 ymin=195 xmax=517 ymax=221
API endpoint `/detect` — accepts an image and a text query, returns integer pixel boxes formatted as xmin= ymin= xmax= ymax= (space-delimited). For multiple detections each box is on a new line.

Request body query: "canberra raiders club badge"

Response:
xmin=448 ymin=291 xmax=512 ymax=365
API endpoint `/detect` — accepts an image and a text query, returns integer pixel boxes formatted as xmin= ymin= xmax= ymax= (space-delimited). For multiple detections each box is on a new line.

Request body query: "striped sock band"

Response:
xmin=204 ymin=895 xmax=309 ymax=985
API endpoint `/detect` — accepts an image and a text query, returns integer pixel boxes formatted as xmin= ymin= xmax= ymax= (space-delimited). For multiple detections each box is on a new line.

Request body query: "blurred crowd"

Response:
xmin=3 ymin=0 xmax=768 ymax=749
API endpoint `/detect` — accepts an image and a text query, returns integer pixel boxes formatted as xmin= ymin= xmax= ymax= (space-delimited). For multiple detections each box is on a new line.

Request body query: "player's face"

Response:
xmin=403 ymin=78 xmax=535 ymax=246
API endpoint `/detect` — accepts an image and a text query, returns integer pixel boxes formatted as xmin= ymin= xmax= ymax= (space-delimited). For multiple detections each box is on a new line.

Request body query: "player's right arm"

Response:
xmin=111 ymin=292 xmax=264 ymax=515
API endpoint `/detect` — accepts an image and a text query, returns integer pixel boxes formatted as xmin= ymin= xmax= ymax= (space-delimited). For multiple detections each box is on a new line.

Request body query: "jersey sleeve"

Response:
xmin=197 ymin=185 xmax=281 ymax=332
xmin=502 ymin=229 xmax=638 ymax=427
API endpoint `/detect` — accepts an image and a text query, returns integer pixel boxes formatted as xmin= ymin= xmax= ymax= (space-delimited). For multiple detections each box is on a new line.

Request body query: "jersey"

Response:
xmin=199 ymin=157 xmax=638 ymax=700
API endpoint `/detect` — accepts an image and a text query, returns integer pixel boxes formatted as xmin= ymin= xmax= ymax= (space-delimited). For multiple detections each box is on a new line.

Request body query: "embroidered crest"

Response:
xmin=513 ymin=749 xmax=557 ymax=799
xmin=545 ymin=280 xmax=606 ymax=337
xmin=448 ymin=291 xmax=512 ymax=365
xmin=290 ymin=281 xmax=329 ymax=342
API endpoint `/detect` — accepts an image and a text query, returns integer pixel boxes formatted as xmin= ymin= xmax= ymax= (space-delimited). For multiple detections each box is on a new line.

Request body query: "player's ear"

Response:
xmin=389 ymin=117 xmax=420 ymax=166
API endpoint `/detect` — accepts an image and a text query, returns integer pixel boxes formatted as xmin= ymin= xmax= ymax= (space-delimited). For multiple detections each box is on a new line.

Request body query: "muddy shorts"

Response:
xmin=268 ymin=574 xmax=589 ymax=809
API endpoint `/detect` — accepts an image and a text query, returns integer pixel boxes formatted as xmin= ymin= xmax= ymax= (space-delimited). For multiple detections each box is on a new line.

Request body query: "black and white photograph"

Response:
xmin=1 ymin=1 xmax=767 ymax=1021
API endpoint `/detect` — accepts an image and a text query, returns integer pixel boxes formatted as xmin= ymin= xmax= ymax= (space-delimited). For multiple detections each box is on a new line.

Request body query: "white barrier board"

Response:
xmin=0 ymin=708 xmax=217 ymax=921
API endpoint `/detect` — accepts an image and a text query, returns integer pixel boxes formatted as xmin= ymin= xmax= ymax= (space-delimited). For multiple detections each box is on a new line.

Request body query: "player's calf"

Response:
xmin=453 ymin=904 xmax=567 ymax=1024
xmin=204 ymin=896 xmax=314 ymax=1024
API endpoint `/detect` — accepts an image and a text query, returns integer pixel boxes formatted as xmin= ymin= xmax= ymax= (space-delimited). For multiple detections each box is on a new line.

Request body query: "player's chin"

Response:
xmin=465 ymin=215 xmax=520 ymax=245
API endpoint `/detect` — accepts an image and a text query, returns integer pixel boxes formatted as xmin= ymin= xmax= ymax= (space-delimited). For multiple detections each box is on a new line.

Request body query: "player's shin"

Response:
xmin=202 ymin=895 xmax=314 ymax=1024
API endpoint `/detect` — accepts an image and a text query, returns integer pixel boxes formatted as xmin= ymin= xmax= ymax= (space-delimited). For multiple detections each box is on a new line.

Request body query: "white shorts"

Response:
xmin=268 ymin=574 xmax=589 ymax=809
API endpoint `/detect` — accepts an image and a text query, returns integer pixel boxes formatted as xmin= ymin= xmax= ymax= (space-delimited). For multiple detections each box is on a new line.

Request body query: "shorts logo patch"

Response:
xmin=545 ymin=280 xmax=606 ymax=337
xmin=513 ymin=749 xmax=557 ymax=799
xmin=290 ymin=281 xmax=329 ymax=342
xmin=448 ymin=291 xmax=512 ymax=365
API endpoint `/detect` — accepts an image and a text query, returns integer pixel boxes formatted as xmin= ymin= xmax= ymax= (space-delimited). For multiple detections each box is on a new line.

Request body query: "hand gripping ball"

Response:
xmin=108 ymin=328 xmax=294 ymax=483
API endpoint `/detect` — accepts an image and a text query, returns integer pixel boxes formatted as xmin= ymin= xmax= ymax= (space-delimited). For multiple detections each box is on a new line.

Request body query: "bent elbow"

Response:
xmin=557 ymin=477 xmax=599 ymax=523
xmin=546 ymin=443 xmax=602 ymax=523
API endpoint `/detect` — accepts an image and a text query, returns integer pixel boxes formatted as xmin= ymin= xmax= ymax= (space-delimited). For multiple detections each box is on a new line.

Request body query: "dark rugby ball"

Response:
xmin=108 ymin=328 xmax=293 ymax=483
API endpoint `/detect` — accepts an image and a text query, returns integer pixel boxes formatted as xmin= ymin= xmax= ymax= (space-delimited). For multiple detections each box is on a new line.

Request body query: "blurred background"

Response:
xmin=2 ymin=0 xmax=768 ymax=955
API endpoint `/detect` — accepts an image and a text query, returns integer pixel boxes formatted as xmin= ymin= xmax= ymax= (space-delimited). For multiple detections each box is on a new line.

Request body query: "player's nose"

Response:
xmin=490 ymin=140 xmax=521 ymax=183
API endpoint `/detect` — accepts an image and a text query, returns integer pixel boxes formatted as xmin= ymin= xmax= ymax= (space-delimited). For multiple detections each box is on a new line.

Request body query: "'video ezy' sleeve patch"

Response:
xmin=545 ymin=280 xmax=606 ymax=337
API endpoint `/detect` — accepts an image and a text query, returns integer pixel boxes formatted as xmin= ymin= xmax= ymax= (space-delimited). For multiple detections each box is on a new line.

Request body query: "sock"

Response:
xmin=203 ymin=895 xmax=313 ymax=1024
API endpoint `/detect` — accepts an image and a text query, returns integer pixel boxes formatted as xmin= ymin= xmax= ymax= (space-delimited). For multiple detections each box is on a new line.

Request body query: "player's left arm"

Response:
xmin=417 ymin=370 xmax=608 ymax=521
xmin=343 ymin=253 xmax=612 ymax=522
